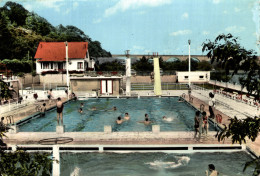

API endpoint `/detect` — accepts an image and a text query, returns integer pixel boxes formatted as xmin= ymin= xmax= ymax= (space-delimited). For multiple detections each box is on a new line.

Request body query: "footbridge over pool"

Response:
xmin=112 ymin=54 xmax=210 ymax=62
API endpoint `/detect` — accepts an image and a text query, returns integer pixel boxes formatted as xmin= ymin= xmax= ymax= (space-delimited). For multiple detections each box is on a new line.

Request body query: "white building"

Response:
xmin=34 ymin=42 xmax=95 ymax=74
xmin=176 ymin=71 xmax=210 ymax=83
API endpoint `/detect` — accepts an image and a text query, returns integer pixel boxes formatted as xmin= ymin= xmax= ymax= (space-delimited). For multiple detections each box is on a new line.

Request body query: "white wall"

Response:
xmin=68 ymin=59 xmax=85 ymax=71
xmin=36 ymin=59 xmax=85 ymax=73
xmin=177 ymin=71 xmax=210 ymax=83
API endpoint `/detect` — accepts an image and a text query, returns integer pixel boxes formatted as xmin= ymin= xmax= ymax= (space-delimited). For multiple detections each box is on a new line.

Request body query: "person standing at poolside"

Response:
xmin=194 ymin=111 xmax=200 ymax=140
xmin=56 ymin=97 xmax=64 ymax=125
xmin=198 ymin=111 xmax=204 ymax=142
xmin=41 ymin=103 xmax=46 ymax=117
xmin=205 ymin=164 xmax=218 ymax=176
xmin=188 ymin=87 xmax=192 ymax=101
xmin=47 ymin=89 xmax=53 ymax=105
xmin=209 ymin=92 xmax=216 ymax=119
xmin=202 ymin=111 xmax=208 ymax=136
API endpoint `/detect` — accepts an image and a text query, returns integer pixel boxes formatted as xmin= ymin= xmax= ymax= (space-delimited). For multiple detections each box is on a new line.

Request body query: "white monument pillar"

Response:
xmin=125 ymin=57 xmax=131 ymax=96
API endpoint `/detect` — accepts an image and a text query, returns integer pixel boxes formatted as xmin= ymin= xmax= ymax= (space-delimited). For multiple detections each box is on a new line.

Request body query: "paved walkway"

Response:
xmin=184 ymin=94 xmax=231 ymax=126
xmin=188 ymin=91 xmax=260 ymax=157
xmin=4 ymin=131 xmax=232 ymax=145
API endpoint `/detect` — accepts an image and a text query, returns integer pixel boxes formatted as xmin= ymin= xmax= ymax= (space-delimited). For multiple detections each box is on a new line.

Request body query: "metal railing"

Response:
xmin=131 ymin=83 xmax=188 ymax=91
xmin=81 ymin=71 xmax=176 ymax=77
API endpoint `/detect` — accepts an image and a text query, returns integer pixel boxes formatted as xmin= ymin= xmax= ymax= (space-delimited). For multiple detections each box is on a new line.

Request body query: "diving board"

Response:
xmin=153 ymin=57 xmax=162 ymax=96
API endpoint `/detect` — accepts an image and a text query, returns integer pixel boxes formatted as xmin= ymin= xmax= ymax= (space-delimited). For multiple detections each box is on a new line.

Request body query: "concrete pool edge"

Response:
xmin=4 ymin=143 xmax=246 ymax=153
xmin=4 ymin=131 xmax=228 ymax=145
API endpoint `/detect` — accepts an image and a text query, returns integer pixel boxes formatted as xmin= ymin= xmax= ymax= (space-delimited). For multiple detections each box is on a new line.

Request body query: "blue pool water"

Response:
xmin=60 ymin=151 xmax=254 ymax=176
xmin=19 ymin=97 xmax=214 ymax=132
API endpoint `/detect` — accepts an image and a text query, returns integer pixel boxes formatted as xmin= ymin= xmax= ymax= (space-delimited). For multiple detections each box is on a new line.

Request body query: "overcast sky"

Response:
xmin=1 ymin=0 xmax=259 ymax=55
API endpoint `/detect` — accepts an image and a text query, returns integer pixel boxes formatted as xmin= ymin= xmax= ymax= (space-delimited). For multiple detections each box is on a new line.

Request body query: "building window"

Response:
xmin=77 ymin=62 xmax=83 ymax=69
xmin=43 ymin=62 xmax=49 ymax=69
xmin=184 ymin=76 xmax=188 ymax=79
xmin=199 ymin=75 xmax=204 ymax=79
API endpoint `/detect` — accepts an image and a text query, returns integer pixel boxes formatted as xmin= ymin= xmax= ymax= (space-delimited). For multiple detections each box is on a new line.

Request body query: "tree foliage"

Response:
xmin=2 ymin=1 xmax=28 ymax=26
xmin=0 ymin=59 xmax=32 ymax=73
xmin=132 ymin=56 xmax=153 ymax=71
xmin=0 ymin=150 xmax=55 ymax=176
xmin=217 ymin=116 xmax=260 ymax=144
xmin=0 ymin=79 xmax=15 ymax=101
xmin=0 ymin=1 xmax=111 ymax=63
xmin=96 ymin=60 xmax=125 ymax=71
xmin=202 ymin=33 xmax=260 ymax=100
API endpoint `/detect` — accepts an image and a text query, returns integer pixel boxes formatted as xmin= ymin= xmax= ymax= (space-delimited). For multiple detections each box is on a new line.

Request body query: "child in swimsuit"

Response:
xmin=202 ymin=111 xmax=208 ymax=135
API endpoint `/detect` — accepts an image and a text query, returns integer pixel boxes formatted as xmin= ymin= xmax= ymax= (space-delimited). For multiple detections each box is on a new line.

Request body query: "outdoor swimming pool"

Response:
xmin=60 ymin=151 xmax=254 ymax=176
xmin=18 ymin=97 xmax=215 ymax=132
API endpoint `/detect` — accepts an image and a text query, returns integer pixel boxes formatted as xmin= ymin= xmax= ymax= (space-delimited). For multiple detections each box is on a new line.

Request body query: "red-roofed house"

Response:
xmin=34 ymin=42 xmax=94 ymax=74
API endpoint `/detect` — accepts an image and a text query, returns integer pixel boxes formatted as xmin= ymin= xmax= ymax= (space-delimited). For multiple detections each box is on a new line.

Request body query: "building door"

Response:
xmin=101 ymin=80 xmax=113 ymax=94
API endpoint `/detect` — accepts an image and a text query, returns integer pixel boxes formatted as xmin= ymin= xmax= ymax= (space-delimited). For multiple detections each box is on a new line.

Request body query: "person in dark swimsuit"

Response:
xmin=194 ymin=111 xmax=200 ymax=140
xmin=202 ymin=111 xmax=208 ymax=135
xmin=41 ymin=103 xmax=46 ymax=117
xmin=56 ymin=97 xmax=64 ymax=125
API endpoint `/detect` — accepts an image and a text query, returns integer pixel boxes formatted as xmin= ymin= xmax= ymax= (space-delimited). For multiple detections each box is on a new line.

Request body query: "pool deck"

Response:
xmin=2 ymin=92 xmax=260 ymax=156
xmin=184 ymin=95 xmax=260 ymax=157
xmin=4 ymin=131 xmax=233 ymax=146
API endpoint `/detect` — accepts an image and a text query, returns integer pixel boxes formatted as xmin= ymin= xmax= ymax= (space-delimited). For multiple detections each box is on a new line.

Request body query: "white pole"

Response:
xmin=52 ymin=145 xmax=60 ymax=176
xmin=65 ymin=42 xmax=69 ymax=99
xmin=188 ymin=40 xmax=191 ymax=87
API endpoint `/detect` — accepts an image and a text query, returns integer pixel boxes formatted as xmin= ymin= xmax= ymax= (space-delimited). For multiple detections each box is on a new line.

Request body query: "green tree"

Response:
xmin=25 ymin=12 xmax=54 ymax=36
xmin=88 ymin=41 xmax=112 ymax=58
xmin=132 ymin=56 xmax=153 ymax=71
xmin=2 ymin=1 xmax=28 ymax=26
xmin=0 ymin=11 xmax=14 ymax=59
xmin=98 ymin=60 xmax=125 ymax=71
xmin=197 ymin=60 xmax=212 ymax=71
xmin=0 ymin=1 xmax=111 ymax=67
xmin=202 ymin=33 xmax=259 ymax=99
xmin=0 ymin=79 xmax=15 ymax=101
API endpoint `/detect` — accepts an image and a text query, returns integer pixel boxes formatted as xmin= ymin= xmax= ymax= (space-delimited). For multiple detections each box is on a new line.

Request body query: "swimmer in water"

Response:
xmin=116 ymin=116 xmax=123 ymax=124
xmin=162 ymin=116 xmax=174 ymax=122
xmin=91 ymin=106 xmax=97 ymax=110
xmin=80 ymin=103 xmax=84 ymax=107
xmin=178 ymin=97 xmax=184 ymax=102
xmin=113 ymin=106 xmax=117 ymax=111
xmin=138 ymin=115 xmax=153 ymax=125
xmin=205 ymin=164 xmax=218 ymax=176
xmin=124 ymin=112 xmax=130 ymax=120
xmin=78 ymin=108 xmax=83 ymax=114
